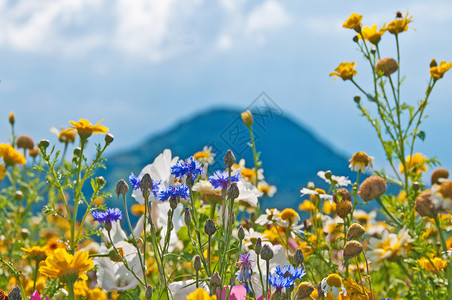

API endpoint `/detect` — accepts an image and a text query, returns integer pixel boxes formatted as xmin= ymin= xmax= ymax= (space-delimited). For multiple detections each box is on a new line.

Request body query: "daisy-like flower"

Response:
xmin=232 ymin=159 xmax=264 ymax=182
xmin=171 ymin=156 xmax=204 ymax=180
xmin=349 ymin=151 xmax=374 ymax=173
xmin=208 ymin=170 xmax=241 ymax=190
xmin=68 ymin=119 xmax=108 ymax=140
xmin=128 ymin=172 xmax=161 ymax=197
xmin=242 ymin=228 xmax=268 ymax=249
xmin=317 ymin=171 xmax=351 ymax=187
xmin=387 ymin=12 xmax=413 ymax=35
xmin=40 ymin=248 xmax=94 ymax=283
xmin=21 ymin=245 xmax=48 ymax=261
xmin=342 ymin=13 xmax=362 ymax=31
xmin=353 ymin=209 xmax=377 ymax=225
xmin=186 ymin=288 xmax=216 ymax=300
xmin=92 ymin=208 xmax=122 ymax=224
xmin=299 ymin=200 xmax=316 ymax=212
xmin=158 ymin=184 xmax=190 ymax=201
xmin=367 ymin=228 xmax=413 ymax=264
xmin=50 ymin=127 xmax=77 ymax=144
xmin=300 ymin=188 xmax=333 ymax=201
xmin=418 ymin=256 xmax=447 ymax=272
xmin=193 ymin=146 xmax=216 ymax=166
xmin=432 ymin=180 xmax=452 ymax=212
xmin=0 ymin=143 xmax=26 ymax=166
xmin=359 ymin=24 xmax=386 ymax=45
xmin=430 ymin=60 xmax=452 ymax=80
xmin=330 ymin=62 xmax=357 ymax=81
xmin=255 ymin=209 xmax=282 ymax=226
xmin=236 ymin=253 xmax=253 ymax=283
xmin=321 ymin=274 xmax=347 ymax=298
xmin=400 ymin=153 xmax=427 ymax=175
xmin=258 ymin=181 xmax=277 ymax=197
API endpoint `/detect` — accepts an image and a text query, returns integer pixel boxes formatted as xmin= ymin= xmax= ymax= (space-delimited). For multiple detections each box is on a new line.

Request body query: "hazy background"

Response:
xmin=1 ymin=0 xmax=451 ymax=179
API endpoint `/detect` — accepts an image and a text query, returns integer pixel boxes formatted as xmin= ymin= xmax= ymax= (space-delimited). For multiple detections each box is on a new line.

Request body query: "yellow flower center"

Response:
xmin=350 ymin=152 xmax=371 ymax=165
xmin=241 ymin=168 xmax=256 ymax=181
xmin=194 ymin=151 xmax=210 ymax=160
xmin=280 ymin=208 xmax=299 ymax=223
xmin=326 ymin=274 xmax=342 ymax=288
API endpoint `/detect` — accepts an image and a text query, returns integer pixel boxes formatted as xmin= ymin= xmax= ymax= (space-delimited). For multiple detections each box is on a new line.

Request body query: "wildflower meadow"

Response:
xmin=1 ymin=12 xmax=452 ymax=300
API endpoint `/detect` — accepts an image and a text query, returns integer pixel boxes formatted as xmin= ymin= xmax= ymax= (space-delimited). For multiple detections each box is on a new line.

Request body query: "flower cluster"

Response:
xmin=171 ymin=156 xmax=204 ymax=180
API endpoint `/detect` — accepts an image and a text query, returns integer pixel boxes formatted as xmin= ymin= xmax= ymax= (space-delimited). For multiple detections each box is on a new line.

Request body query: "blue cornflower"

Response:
xmin=236 ymin=253 xmax=253 ymax=283
xmin=208 ymin=170 xmax=241 ymax=190
xmin=158 ymin=184 xmax=190 ymax=201
xmin=92 ymin=208 xmax=122 ymax=223
xmin=268 ymin=273 xmax=295 ymax=290
xmin=275 ymin=265 xmax=306 ymax=280
xmin=129 ymin=172 xmax=141 ymax=190
xmin=171 ymin=157 xmax=204 ymax=180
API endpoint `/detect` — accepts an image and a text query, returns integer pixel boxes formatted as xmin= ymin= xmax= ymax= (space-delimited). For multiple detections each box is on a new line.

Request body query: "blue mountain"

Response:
xmin=100 ymin=107 xmax=359 ymax=210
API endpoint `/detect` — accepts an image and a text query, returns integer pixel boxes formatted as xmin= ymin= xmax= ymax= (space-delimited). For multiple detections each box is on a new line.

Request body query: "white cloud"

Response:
xmin=246 ymin=0 xmax=291 ymax=35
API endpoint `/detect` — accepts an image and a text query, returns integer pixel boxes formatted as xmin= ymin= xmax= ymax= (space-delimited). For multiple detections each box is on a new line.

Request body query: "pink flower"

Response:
xmin=30 ymin=291 xmax=51 ymax=300
xmin=217 ymin=285 xmax=247 ymax=300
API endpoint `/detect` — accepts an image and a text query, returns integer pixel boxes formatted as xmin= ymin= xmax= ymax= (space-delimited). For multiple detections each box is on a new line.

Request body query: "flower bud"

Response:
xmin=38 ymin=139 xmax=49 ymax=150
xmin=204 ymin=219 xmax=217 ymax=236
xmin=21 ymin=228 xmax=30 ymax=239
xmin=210 ymin=272 xmax=221 ymax=287
xmin=375 ymin=58 xmax=399 ymax=76
xmin=255 ymin=238 xmax=262 ymax=255
xmin=73 ymin=147 xmax=81 ymax=156
xmin=105 ymin=220 xmax=112 ymax=232
xmin=358 ymin=175 xmax=387 ymax=202
xmin=140 ymin=173 xmax=153 ymax=191
xmin=169 ymin=197 xmax=178 ymax=210
xmin=29 ymin=148 xmax=40 ymax=158
xmin=14 ymin=191 xmax=23 ymax=202
xmin=352 ymin=35 xmax=359 ymax=43
xmin=430 ymin=59 xmax=438 ymax=68
xmin=324 ymin=171 xmax=332 ymax=180
xmin=16 ymin=136 xmax=34 ymax=150
xmin=105 ymin=133 xmax=114 ymax=145
xmin=294 ymin=248 xmax=304 ymax=265
xmin=241 ymin=110 xmax=254 ymax=128
xmin=261 ymin=244 xmax=274 ymax=261
xmin=224 ymin=150 xmax=236 ymax=168
xmin=432 ymin=168 xmax=449 ymax=185
xmin=336 ymin=188 xmax=352 ymax=203
xmin=238 ymin=226 xmax=245 ymax=240
xmin=343 ymin=240 xmax=363 ymax=263
xmin=185 ymin=176 xmax=194 ymax=188
xmin=9 ymin=112 xmax=15 ymax=125
xmin=96 ymin=176 xmax=106 ymax=187
xmin=227 ymin=182 xmax=240 ymax=199
xmin=115 ymin=179 xmax=129 ymax=197
xmin=353 ymin=95 xmax=361 ymax=104
xmin=297 ymin=282 xmax=315 ymax=299
xmin=194 ymin=255 xmax=202 ymax=271
xmin=415 ymin=189 xmax=436 ymax=217
xmin=184 ymin=207 xmax=191 ymax=226
xmin=145 ymin=286 xmax=153 ymax=300
xmin=347 ymin=223 xmax=366 ymax=240
xmin=108 ymin=249 xmax=122 ymax=262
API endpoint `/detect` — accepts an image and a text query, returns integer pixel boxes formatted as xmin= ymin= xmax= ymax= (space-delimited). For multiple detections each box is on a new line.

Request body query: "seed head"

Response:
xmin=297 ymin=282 xmax=315 ymax=299
xmin=358 ymin=175 xmax=387 ymax=202
xmin=343 ymin=240 xmax=363 ymax=263
xmin=16 ymin=135 xmax=34 ymax=149
xmin=375 ymin=58 xmax=399 ymax=76
xmin=432 ymin=168 xmax=449 ymax=185
xmin=347 ymin=223 xmax=366 ymax=240
xmin=415 ymin=189 xmax=436 ymax=217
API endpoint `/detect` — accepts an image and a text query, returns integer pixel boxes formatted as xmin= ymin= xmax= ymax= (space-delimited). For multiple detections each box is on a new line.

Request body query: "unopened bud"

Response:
xmin=352 ymin=35 xmax=359 ymax=43
xmin=185 ymin=176 xmax=194 ymax=188
xmin=430 ymin=59 xmax=438 ymax=68
xmin=105 ymin=220 xmax=112 ymax=232
xmin=297 ymin=282 xmax=315 ymax=299
xmin=261 ymin=244 xmax=274 ymax=261
xmin=227 ymin=182 xmax=240 ymax=199
xmin=194 ymin=255 xmax=202 ymax=271
xmin=115 ymin=179 xmax=129 ymax=197
xmin=96 ymin=176 xmax=106 ymax=186
xmin=204 ymin=219 xmax=217 ymax=236
xmin=14 ymin=191 xmax=23 ymax=202
xmin=108 ymin=249 xmax=122 ymax=262
xmin=140 ymin=173 xmax=153 ymax=191
xmin=413 ymin=181 xmax=420 ymax=191
xmin=21 ymin=228 xmax=30 ymax=239
xmin=224 ymin=150 xmax=236 ymax=167
xmin=105 ymin=133 xmax=114 ymax=145
xmin=324 ymin=171 xmax=332 ymax=180
xmin=294 ymin=248 xmax=304 ymax=265
xmin=358 ymin=175 xmax=387 ymax=202
xmin=354 ymin=95 xmax=361 ymax=104
xmin=38 ymin=139 xmax=49 ymax=150
xmin=241 ymin=110 xmax=254 ymax=128
xmin=347 ymin=223 xmax=366 ymax=240
xmin=169 ymin=197 xmax=178 ymax=210
xmin=29 ymin=148 xmax=40 ymax=158
xmin=184 ymin=207 xmax=192 ymax=226
xmin=9 ymin=112 xmax=15 ymax=125
xmin=307 ymin=182 xmax=315 ymax=189
xmin=238 ymin=226 xmax=245 ymax=240
xmin=73 ymin=147 xmax=81 ymax=156
xmin=145 ymin=286 xmax=153 ymax=300
xmin=432 ymin=168 xmax=449 ymax=185
xmin=255 ymin=238 xmax=262 ymax=254
xmin=343 ymin=240 xmax=363 ymax=263
xmin=210 ymin=272 xmax=221 ymax=287
xmin=375 ymin=58 xmax=399 ymax=76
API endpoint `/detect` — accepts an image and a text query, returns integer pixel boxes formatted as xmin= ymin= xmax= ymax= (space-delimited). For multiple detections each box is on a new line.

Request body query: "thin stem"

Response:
xmin=362 ymin=251 xmax=374 ymax=300
xmin=355 ymin=257 xmax=366 ymax=295
xmin=376 ymin=197 xmax=403 ymax=227
xmin=32 ymin=260 xmax=39 ymax=292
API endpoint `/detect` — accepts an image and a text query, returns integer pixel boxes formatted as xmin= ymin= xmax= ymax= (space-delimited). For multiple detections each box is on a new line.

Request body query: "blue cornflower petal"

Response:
xmin=92 ymin=208 xmax=122 ymax=223
xmin=171 ymin=156 xmax=204 ymax=180
xmin=129 ymin=172 xmax=141 ymax=190
xmin=268 ymin=273 xmax=295 ymax=290
xmin=208 ymin=170 xmax=241 ymax=190
xmin=275 ymin=265 xmax=306 ymax=280
xmin=158 ymin=184 xmax=190 ymax=201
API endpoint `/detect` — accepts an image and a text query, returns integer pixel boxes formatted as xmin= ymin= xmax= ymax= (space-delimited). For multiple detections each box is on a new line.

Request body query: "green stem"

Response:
xmin=247 ymin=126 xmax=259 ymax=188
xmin=70 ymin=138 xmax=86 ymax=254
xmin=376 ymin=197 xmax=402 ymax=227
xmin=32 ymin=260 xmax=39 ymax=292
xmin=266 ymin=260 xmax=270 ymax=300
xmin=67 ymin=281 xmax=75 ymax=300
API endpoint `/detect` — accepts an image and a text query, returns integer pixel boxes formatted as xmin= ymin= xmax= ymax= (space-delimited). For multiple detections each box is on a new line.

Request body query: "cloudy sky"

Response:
xmin=1 ymin=0 xmax=451 ymax=176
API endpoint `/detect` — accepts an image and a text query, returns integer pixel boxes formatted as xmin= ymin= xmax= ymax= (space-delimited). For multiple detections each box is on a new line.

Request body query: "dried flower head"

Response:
xmin=16 ymin=135 xmax=34 ymax=150
xmin=297 ymin=282 xmax=315 ymax=299
xmin=415 ymin=189 xmax=436 ymax=217
xmin=343 ymin=240 xmax=363 ymax=263
xmin=347 ymin=223 xmax=366 ymax=240
xmin=431 ymin=168 xmax=449 ymax=185
xmin=358 ymin=175 xmax=387 ymax=202
xmin=375 ymin=58 xmax=399 ymax=76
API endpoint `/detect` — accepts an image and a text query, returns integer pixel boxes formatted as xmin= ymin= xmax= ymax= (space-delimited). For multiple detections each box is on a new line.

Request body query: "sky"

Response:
xmin=1 ymin=0 xmax=451 ymax=179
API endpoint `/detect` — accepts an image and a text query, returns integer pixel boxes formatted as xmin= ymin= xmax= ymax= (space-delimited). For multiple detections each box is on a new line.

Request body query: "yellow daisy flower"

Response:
xmin=342 ymin=13 xmax=362 ymax=31
xmin=187 ymin=288 xmax=217 ymax=300
xmin=69 ymin=119 xmax=109 ymax=140
xmin=400 ymin=153 xmax=427 ymax=174
xmin=430 ymin=60 xmax=452 ymax=80
xmin=0 ymin=143 xmax=26 ymax=166
xmin=330 ymin=62 xmax=357 ymax=81
xmin=360 ymin=24 xmax=386 ymax=45
xmin=21 ymin=245 xmax=48 ymax=261
xmin=418 ymin=257 xmax=447 ymax=272
xmin=387 ymin=12 xmax=413 ymax=35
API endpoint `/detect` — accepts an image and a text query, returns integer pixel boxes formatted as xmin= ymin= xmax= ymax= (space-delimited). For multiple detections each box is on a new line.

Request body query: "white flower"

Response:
xmin=258 ymin=181 xmax=277 ymax=197
xmin=236 ymin=180 xmax=262 ymax=208
xmin=193 ymin=146 xmax=216 ymax=166
xmin=192 ymin=180 xmax=219 ymax=194
xmin=169 ymin=279 xmax=210 ymax=300
xmin=317 ymin=170 xmax=351 ymax=187
xmin=300 ymin=188 xmax=333 ymax=201
xmin=367 ymin=228 xmax=413 ymax=264
xmin=321 ymin=276 xmax=347 ymax=298
xmin=255 ymin=209 xmax=282 ymax=226
xmin=242 ymin=228 xmax=268 ymax=249
xmin=132 ymin=149 xmax=179 ymax=203
xmin=94 ymin=241 xmax=143 ymax=292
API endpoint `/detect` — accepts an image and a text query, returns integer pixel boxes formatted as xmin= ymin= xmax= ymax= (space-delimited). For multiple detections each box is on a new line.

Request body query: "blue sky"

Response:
xmin=1 ymin=0 xmax=451 ymax=178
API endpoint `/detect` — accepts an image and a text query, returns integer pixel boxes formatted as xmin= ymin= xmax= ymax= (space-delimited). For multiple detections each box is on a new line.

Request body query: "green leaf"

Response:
xmin=117 ymin=285 xmax=141 ymax=300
